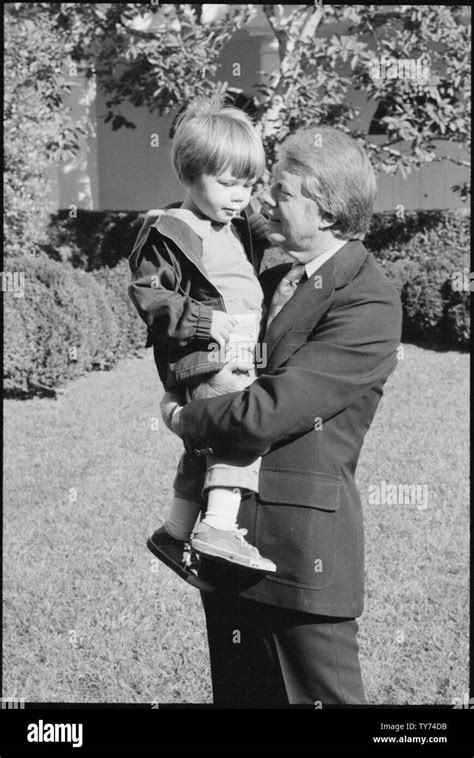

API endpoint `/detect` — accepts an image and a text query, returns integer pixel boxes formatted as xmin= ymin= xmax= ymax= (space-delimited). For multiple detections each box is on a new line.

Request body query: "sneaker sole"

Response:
xmin=146 ymin=538 xmax=215 ymax=592
xmin=191 ymin=539 xmax=277 ymax=573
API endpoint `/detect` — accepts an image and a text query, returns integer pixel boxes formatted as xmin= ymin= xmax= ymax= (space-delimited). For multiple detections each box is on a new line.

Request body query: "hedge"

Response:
xmin=43 ymin=210 xmax=145 ymax=270
xmin=367 ymin=210 xmax=470 ymax=348
xmin=4 ymin=255 xmax=146 ymax=397
xmin=3 ymin=207 xmax=470 ymax=398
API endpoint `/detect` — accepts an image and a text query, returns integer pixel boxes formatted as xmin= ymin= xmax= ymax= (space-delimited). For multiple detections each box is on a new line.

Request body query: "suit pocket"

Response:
xmin=258 ymin=468 xmax=340 ymax=510
xmin=255 ymin=469 xmax=340 ymax=589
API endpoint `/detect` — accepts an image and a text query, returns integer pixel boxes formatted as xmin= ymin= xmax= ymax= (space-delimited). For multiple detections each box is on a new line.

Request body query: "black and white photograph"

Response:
xmin=2 ymin=1 xmax=471 ymax=753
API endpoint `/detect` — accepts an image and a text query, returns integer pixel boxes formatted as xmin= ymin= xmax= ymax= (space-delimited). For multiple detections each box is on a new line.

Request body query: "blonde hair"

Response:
xmin=171 ymin=95 xmax=265 ymax=185
xmin=279 ymin=127 xmax=377 ymax=240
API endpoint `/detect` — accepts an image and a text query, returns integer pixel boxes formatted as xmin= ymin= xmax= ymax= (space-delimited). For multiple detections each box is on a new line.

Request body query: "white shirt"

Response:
xmin=305 ymin=238 xmax=347 ymax=279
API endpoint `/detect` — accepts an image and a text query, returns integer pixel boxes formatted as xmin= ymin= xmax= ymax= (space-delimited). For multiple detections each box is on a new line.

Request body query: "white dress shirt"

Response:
xmin=304 ymin=238 xmax=348 ymax=279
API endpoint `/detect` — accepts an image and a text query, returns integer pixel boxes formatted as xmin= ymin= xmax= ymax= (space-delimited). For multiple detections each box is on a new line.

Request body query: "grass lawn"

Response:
xmin=3 ymin=343 xmax=469 ymax=704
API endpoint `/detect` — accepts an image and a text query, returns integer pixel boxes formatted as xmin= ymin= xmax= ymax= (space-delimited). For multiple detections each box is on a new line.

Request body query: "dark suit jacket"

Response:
xmin=179 ymin=240 xmax=403 ymax=617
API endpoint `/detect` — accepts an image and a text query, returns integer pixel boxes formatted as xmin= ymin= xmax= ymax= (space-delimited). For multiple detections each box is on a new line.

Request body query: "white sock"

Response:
xmin=202 ymin=488 xmax=241 ymax=531
xmin=165 ymin=497 xmax=202 ymax=541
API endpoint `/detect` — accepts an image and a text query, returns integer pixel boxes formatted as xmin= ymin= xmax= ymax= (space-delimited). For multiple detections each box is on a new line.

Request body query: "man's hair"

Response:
xmin=278 ymin=127 xmax=377 ymax=240
xmin=171 ymin=96 xmax=265 ymax=185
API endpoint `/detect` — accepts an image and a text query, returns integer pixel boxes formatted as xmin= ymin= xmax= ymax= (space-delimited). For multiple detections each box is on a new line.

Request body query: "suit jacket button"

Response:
xmin=204 ymin=447 xmax=214 ymax=455
xmin=193 ymin=448 xmax=201 ymax=456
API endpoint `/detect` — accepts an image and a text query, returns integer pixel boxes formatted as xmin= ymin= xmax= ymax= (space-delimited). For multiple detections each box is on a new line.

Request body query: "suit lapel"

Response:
xmin=263 ymin=241 xmax=369 ymax=369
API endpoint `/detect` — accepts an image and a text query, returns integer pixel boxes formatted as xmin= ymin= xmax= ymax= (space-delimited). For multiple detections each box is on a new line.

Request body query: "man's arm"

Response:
xmin=179 ymin=290 xmax=402 ymax=464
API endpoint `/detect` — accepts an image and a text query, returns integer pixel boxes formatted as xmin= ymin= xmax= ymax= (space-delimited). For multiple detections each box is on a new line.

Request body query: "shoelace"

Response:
xmin=182 ymin=544 xmax=197 ymax=570
xmin=234 ymin=528 xmax=249 ymax=544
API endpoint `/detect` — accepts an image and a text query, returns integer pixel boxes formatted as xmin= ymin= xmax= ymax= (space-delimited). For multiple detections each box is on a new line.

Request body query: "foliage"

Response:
xmin=4 ymin=3 xmax=86 ymax=257
xmin=43 ymin=210 xmax=145 ymax=270
xmin=348 ymin=5 xmax=471 ymax=186
xmin=42 ymin=3 xmax=470 ymax=195
xmin=4 ymin=255 xmax=145 ymax=398
xmin=5 ymin=3 xmax=470 ymax=257
xmin=41 ymin=207 xmax=470 ymax=353
xmin=367 ymin=210 xmax=470 ymax=347
xmin=50 ymin=3 xmax=255 ymax=129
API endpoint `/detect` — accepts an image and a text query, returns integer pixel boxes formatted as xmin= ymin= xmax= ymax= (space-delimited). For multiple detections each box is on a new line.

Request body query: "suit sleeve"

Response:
xmin=128 ymin=227 xmax=213 ymax=347
xmin=179 ymin=288 xmax=402 ymax=463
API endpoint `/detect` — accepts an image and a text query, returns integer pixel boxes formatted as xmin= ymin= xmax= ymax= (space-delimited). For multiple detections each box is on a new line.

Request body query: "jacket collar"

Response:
xmin=153 ymin=202 xmax=255 ymax=269
xmin=331 ymin=239 xmax=369 ymax=289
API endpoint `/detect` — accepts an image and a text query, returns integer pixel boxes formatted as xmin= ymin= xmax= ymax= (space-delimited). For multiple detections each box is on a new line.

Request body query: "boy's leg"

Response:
xmin=191 ymin=459 xmax=277 ymax=573
xmin=201 ymin=487 xmax=241 ymax=530
xmin=147 ymin=452 xmax=214 ymax=592
xmin=165 ymin=496 xmax=201 ymax=541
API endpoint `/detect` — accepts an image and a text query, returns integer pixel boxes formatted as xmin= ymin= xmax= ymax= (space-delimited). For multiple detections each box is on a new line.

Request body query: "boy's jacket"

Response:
xmin=128 ymin=204 xmax=268 ymax=390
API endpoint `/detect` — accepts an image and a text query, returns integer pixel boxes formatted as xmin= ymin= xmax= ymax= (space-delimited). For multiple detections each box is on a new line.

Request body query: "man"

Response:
xmin=162 ymin=126 xmax=403 ymax=705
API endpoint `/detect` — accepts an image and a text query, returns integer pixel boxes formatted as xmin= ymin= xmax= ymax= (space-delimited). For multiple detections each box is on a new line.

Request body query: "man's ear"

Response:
xmin=318 ymin=215 xmax=335 ymax=230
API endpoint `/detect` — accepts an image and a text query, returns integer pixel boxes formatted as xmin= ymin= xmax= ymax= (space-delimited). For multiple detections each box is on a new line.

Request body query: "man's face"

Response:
xmin=266 ymin=163 xmax=329 ymax=261
xmin=187 ymin=169 xmax=254 ymax=224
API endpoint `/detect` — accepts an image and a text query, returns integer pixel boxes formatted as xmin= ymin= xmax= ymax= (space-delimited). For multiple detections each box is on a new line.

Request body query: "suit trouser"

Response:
xmin=200 ymin=590 xmax=367 ymax=706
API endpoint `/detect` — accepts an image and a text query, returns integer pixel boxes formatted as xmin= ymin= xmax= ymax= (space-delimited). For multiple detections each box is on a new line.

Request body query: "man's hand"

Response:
xmin=210 ymin=311 xmax=238 ymax=350
xmin=160 ymin=390 xmax=184 ymax=435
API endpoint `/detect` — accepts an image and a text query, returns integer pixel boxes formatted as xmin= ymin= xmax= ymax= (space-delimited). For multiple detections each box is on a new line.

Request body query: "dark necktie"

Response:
xmin=266 ymin=264 xmax=306 ymax=327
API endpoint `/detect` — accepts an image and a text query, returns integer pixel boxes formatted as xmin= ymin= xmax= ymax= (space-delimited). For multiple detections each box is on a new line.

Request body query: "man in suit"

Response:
xmin=161 ymin=125 xmax=403 ymax=705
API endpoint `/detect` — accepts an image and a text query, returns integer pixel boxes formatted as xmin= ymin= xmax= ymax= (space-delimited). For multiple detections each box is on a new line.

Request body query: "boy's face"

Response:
xmin=186 ymin=169 xmax=255 ymax=223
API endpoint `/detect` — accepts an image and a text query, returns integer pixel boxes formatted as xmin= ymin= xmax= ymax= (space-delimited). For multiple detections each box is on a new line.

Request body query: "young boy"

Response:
xmin=128 ymin=96 xmax=276 ymax=591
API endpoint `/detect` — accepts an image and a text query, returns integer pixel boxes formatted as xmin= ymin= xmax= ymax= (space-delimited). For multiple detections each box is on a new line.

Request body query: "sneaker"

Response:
xmin=147 ymin=525 xmax=215 ymax=592
xmin=191 ymin=522 xmax=277 ymax=573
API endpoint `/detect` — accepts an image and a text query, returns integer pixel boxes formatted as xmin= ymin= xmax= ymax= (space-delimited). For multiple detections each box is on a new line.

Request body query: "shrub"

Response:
xmin=95 ymin=260 xmax=148 ymax=355
xmin=44 ymin=210 xmax=145 ymax=270
xmin=16 ymin=205 xmax=467 ymax=398
xmin=4 ymin=5 xmax=84 ymax=260
xmin=4 ymin=254 xmax=146 ymax=398
xmin=368 ymin=210 xmax=470 ymax=348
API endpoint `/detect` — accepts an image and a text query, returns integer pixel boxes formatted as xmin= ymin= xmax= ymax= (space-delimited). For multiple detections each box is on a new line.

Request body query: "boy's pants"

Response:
xmin=173 ymin=362 xmax=260 ymax=502
xmin=173 ymin=450 xmax=261 ymax=502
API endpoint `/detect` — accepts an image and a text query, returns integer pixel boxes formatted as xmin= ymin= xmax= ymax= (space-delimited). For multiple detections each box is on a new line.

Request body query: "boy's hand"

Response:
xmin=210 ymin=311 xmax=238 ymax=350
xmin=205 ymin=361 xmax=254 ymax=394
xmin=247 ymin=193 xmax=279 ymax=242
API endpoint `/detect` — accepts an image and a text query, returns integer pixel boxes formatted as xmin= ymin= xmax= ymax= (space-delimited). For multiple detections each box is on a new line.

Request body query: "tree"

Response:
xmin=58 ymin=3 xmax=469 ymax=197
xmin=52 ymin=3 xmax=255 ymax=129
xmin=348 ymin=5 xmax=470 ymax=196
xmin=5 ymin=2 xmax=470 ymax=256
xmin=4 ymin=3 xmax=86 ymax=256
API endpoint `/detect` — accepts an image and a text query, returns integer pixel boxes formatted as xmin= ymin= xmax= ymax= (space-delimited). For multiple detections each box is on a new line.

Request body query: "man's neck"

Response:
xmin=310 ymin=235 xmax=346 ymax=259
xmin=288 ymin=235 xmax=346 ymax=264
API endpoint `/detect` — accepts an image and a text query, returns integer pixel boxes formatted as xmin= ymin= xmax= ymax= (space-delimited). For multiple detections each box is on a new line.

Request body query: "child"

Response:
xmin=128 ymin=96 xmax=276 ymax=591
